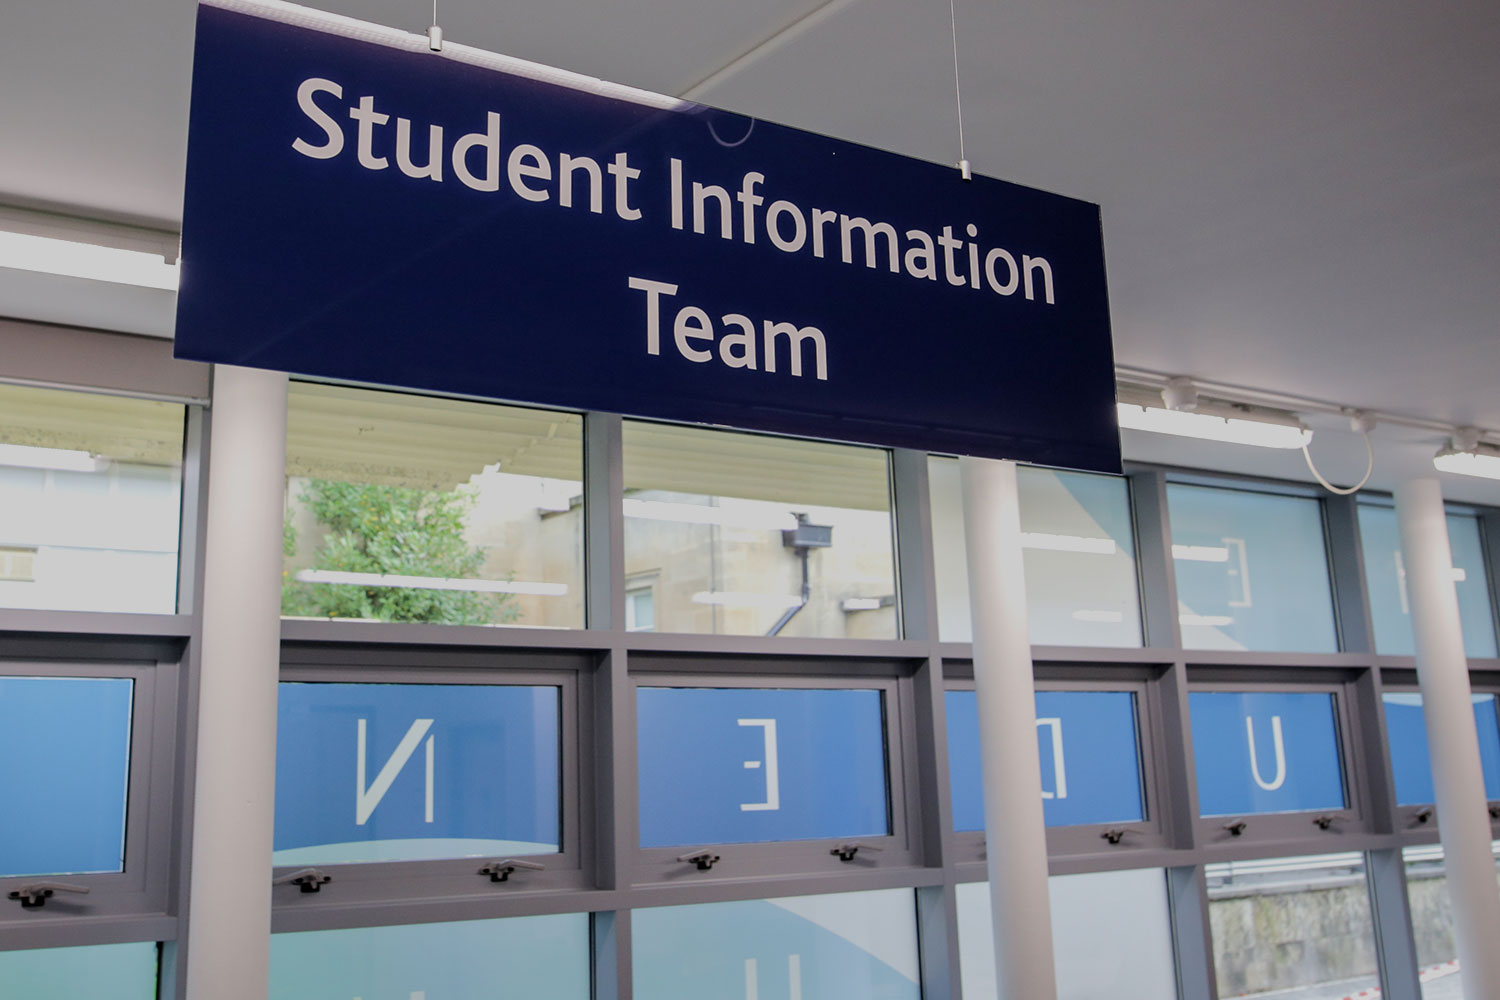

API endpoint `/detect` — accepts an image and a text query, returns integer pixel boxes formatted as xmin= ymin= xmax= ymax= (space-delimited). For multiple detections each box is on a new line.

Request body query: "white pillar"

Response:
xmin=1395 ymin=477 xmax=1500 ymax=1000
xmin=960 ymin=457 xmax=1057 ymax=1000
xmin=185 ymin=366 xmax=289 ymax=1000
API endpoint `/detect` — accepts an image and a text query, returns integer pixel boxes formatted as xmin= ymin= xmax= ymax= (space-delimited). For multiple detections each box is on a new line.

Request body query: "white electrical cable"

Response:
xmin=948 ymin=0 xmax=969 ymax=174
xmin=1302 ymin=433 xmax=1375 ymax=495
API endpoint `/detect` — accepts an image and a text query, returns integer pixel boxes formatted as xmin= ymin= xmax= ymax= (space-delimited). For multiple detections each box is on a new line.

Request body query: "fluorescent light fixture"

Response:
xmin=623 ymin=498 xmax=798 ymax=531
xmin=1172 ymin=544 xmax=1230 ymax=563
xmin=1072 ymin=609 xmax=1125 ymax=623
xmin=295 ymin=569 xmax=567 ymax=596
xmin=691 ymin=591 xmax=804 ymax=610
xmin=1117 ymin=402 xmax=1313 ymax=450
xmin=0 ymin=442 xmax=103 ymax=472
xmin=0 ymin=230 xmax=179 ymax=290
xmin=1434 ymin=445 xmax=1500 ymax=482
xmin=1179 ymin=613 xmax=1235 ymax=627
xmin=1020 ymin=531 xmax=1117 ymax=555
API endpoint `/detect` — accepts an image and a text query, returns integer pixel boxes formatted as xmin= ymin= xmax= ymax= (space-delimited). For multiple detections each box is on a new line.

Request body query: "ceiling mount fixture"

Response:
xmin=1115 ymin=381 xmax=1313 ymax=450
xmin=1434 ymin=428 xmax=1500 ymax=481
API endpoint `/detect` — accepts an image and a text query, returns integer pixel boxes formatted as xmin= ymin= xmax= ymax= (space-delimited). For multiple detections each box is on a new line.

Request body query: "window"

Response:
xmin=1190 ymin=690 xmax=1347 ymax=819
xmin=1358 ymin=504 xmax=1498 ymax=658
xmin=1167 ymin=484 xmax=1338 ymax=652
xmin=622 ymin=421 xmax=896 ymax=638
xmin=1383 ymin=691 xmax=1500 ymax=807
xmin=0 ymin=383 xmax=184 ymax=614
xmin=269 ymin=913 xmax=589 ymax=999
xmin=0 ymin=942 xmax=158 ymax=999
xmin=1206 ymin=853 xmax=1380 ymax=999
xmin=274 ymin=681 xmax=561 ymax=866
xmin=0 ymin=675 xmax=133 ymax=878
xmin=633 ymin=889 xmax=920 ymax=1000
xmin=956 ymin=871 xmax=1178 ymax=1000
xmin=946 ymin=688 xmax=1146 ymax=830
xmin=637 ymin=686 xmax=889 ymax=847
xmin=625 ymin=582 xmax=656 ymax=632
xmin=282 ymin=383 xmax=584 ymax=628
xmin=929 ymin=459 xmax=1143 ymax=646
xmin=1402 ymin=843 xmax=1500 ymax=997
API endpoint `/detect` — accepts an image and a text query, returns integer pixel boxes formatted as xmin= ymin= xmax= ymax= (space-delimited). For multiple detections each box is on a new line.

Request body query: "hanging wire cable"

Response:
xmin=948 ymin=0 xmax=971 ymax=179
xmin=1302 ymin=433 xmax=1375 ymax=495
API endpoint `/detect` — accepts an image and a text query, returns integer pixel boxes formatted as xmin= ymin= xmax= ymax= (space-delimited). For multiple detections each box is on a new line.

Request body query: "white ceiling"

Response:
xmin=1 ymin=0 xmax=1497 ymax=501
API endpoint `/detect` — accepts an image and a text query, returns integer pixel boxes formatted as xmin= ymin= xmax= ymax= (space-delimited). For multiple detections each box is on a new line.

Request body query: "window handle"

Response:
xmin=1489 ymin=803 xmax=1500 ymax=820
xmin=677 ymin=849 xmax=721 ymax=871
xmin=1222 ymin=819 xmax=1248 ymax=836
xmin=830 ymin=841 xmax=883 ymax=862
xmin=1312 ymin=814 xmax=1337 ymax=831
xmin=479 ymin=859 xmax=545 ymax=883
xmin=1413 ymin=807 xmax=1434 ymax=825
xmin=1101 ymin=827 xmax=1135 ymax=845
xmin=7 ymin=882 xmax=90 ymax=909
xmin=274 ymin=868 xmax=332 ymax=893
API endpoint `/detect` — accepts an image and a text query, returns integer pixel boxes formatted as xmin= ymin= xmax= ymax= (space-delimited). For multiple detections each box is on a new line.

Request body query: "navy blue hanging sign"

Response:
xmin=175 ymin=0 xmax=1121 ymax=471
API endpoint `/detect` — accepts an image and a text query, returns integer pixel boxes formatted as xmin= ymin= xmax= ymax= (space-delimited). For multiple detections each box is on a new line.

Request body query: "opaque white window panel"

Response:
xmin=1167 ymin=484 xmax=1339 ymax=652
xmin=1358 ymin=504 xmax=1498 ymax=658
xmin=269 ymin=912 xmax=589 ymax=1000
xmin=956 ymin=870 xmax=1177 ymax=1000
xmin=930 ymin=457 xmax=1143 ymax=646
xmin=634 ymin=888 xmax=920 ymax=1000
xmin=0 ymin=942 xmax=158 ymax=1000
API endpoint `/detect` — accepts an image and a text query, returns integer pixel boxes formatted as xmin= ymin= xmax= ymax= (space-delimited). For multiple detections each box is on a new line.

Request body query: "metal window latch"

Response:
xmin=1489 ymin=803 xmax=1500 ymax=819
xmin=479 ymin=859 xmax=546 ymax=883
xmin=1101 ymin=827 xmax=1132 ymax=845
xmin=274 ymin=868 xmax=332 ymax=893
xmin=1414 ymin=807 xmax=1434 ymax=825
xmin=677 ymin=849 xmax=721 ymax=871
xmin=1222 ymin=819 xmax=1248 ymax=837
xmin=830 ymin=842 xmax=883 ymax=862
xmin=1312 ymin=814 xmax=1337 ymax=831
xmin=7 ymin=882 xmax=90 ymax=909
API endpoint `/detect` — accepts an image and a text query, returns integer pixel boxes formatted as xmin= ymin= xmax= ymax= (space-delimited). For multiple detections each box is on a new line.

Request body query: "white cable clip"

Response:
xmin=427 ymin=0 xmax=442 ymax=50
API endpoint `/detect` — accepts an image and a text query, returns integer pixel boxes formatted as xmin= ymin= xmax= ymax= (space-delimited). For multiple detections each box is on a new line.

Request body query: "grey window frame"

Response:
xmin=269 ymin=643 xmax=595 ymax=932
xmin=628 ymin=654 xmax=924 ymax=885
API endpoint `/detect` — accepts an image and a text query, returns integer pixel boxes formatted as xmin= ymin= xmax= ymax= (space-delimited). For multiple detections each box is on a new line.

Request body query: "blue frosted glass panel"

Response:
xmin=1167 ymin=485 xmax=1338 ymax=652
xmin=1190 ymin=691 xmax=1346 ymax=817
xmin=274 ymin=682 xmax=559 ymax=865
xmin=947 ymin=689 xmax=1144 ymax=830
xmin=1384 ymin=693 xmax=1500 ymax=805
xmin=1358 ymin=505 xmax=1498 ymax=658
xmin=0 ymin=676 xmax=132 ymax=877
xmin=270 ymin=913 xmax=589 ymax=1000
xmin=0 ymin=942 xmax=157 ymax=999
xmin=637 ymin=687 xmax=888 ymax=847
xmin=634 ymin=889 xmax=920 ymax=1000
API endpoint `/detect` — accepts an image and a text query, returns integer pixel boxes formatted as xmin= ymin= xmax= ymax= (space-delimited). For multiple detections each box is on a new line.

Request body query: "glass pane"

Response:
xmin=947 ymin=689 xmax=1144 ymax=830
xmin=1358 ymin=505 xmax=1499 ymax=658
xmin=275 ymin=682 xmax=559 ymax=865
xmin=929 ymin=458 xmax=1143 ymax=646
xmin=0 ymin=676 xmax=132 ymax=877
xmin=1403 ymin=843 xmax=1500 ymax=997
xmin=283 ymin=383 xmax=583 ymax=627
xmin=1190 ymin=691 xmax=1346 ymax=817
xmin=0 ymin=383 xmax=183 ymax=613
xmin=634 ymin=889 xmax=920 ymax=1000
xmin=1167 ymin=484 xmax=1338 ymax=652
xmin=1206 ymin=853 xmax=1379 ymax=999
xmin=637 ymin=687 xmax=888 ymax=847
xmin=1384 ymin=693 xmax=1500 ymax=805
xmin=622 ymin=421 xmax=895 ymax=638
xmin=0 ymin=942 xmax=157 ymax=999
xmin=956 ymin=870 xmax=1178 ymax=1000
xmin=269 ymin=913 xmax=589 ymax=999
